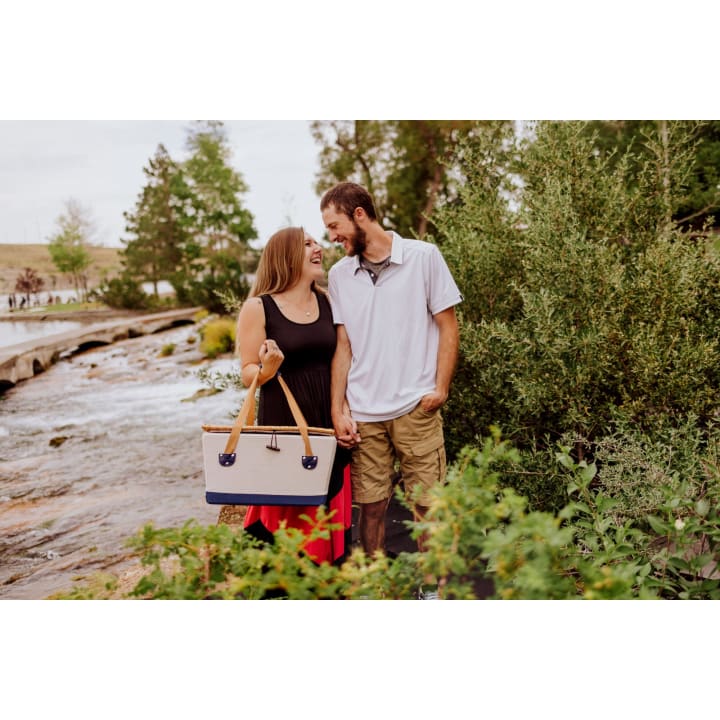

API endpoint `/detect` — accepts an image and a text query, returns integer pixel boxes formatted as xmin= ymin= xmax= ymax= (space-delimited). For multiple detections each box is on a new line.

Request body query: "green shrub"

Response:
xmin=119 ymin=509 xmax=421 ymax=600
xmin=91 ymin=275 xmax=151 ymax=310
xmin=435 ymin=121 xmax=720 ymax=515
xmin=172 ymin=254 xmax=250 ymax=315
xmin=199 ymin=317 xmax=236 ymax=358
xmin=55 ymin=427 xmax=720 ymax=600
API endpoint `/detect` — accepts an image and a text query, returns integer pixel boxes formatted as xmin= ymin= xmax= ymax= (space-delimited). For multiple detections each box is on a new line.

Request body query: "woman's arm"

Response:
xmin=236 ymin=297 xmax=284 ymax=387
xmin=331 ymin=324 xmax=360 ymax=447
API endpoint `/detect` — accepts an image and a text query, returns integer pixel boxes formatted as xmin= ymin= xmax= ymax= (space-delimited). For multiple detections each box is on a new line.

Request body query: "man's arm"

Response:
xmin=420 ymin=306 xmax=459 ymax=413
xmin=331 ymin=324 xmax=360 ymax=447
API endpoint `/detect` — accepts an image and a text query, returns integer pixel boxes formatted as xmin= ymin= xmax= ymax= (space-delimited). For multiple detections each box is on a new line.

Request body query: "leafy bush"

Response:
xmin=172 ymin=254 xmax=250 ymax=315
xmin=92 ymin=275 xmax=151 ymax=310
xmin=199 ymin=316 xmax=236 ymax=358
xmin=434 ymin=121 xmax=720 ymax=524
xmin=55 ymin=427 xmax=720 ymax=600
xmin=120 ymin=509 xmax=420 ymax=600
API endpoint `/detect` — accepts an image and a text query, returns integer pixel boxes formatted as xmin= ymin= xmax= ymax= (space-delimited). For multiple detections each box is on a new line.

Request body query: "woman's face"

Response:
xmin=301 ymin=233 xmax=324 ymax=282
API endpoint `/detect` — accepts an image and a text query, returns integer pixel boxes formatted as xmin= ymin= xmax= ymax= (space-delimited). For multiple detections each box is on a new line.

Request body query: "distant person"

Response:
xmin=7 ymin=294 xmax=14 ymax=311
xmin=322 ymin=182 xmax=463 ymax=561
xmin=234 ymin=226 xmax=352 ymax=565
xmin=19 ymin=296 xmax=26 ymax=309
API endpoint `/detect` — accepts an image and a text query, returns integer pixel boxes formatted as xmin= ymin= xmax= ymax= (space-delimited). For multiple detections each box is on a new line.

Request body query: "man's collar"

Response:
xmin=352 ymin=231 xmax=403 ymax=274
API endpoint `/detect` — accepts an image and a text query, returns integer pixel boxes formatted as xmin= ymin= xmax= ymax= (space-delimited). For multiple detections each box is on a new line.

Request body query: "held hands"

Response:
xmin=333 ymin=406 xmax=361 ymax=449
xmin=258 ymin=339 xmax=284 ymax=379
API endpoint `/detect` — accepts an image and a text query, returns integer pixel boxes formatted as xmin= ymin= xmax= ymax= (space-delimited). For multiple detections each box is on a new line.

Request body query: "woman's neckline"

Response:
xmin=267 ymin=289 xmax=321 ymax=325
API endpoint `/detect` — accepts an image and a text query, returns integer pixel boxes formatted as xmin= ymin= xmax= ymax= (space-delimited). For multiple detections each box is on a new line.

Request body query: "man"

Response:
xmin=322 ymin=182 xmax=462 ymax=557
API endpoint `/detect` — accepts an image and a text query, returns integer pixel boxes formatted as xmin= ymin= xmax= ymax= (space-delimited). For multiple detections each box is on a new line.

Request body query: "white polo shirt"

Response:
xmin=328 ymin=231 xmax=463 ymax=422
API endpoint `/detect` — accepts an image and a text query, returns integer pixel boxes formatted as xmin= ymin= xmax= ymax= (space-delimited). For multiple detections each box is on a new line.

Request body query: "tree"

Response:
xmin=183 ymin=121 xmax=257 ymax=264
xmin=14 ymin=267 xmax=44 ymax=305
xmin=175 ymin=121 xmax=258 ymax=307
xmin=122 ymin=144 xmax=192 ymax=297
xmin=118 ymin=125 xmax=258 ymax=312
xmin=47 ymin=198 xmax=94 ymax=301
xmin=583 ymin=120 xmax=720 ymax=232
xmin=311 ymin=120 xmax=390 ymax=213
xmin=311 ymin=120 xmax=498 ymax=238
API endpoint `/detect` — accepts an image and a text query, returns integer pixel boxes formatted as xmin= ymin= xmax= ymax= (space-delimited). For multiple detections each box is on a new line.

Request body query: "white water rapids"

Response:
xmin=0 ymin=324 xmax=241 ymax=599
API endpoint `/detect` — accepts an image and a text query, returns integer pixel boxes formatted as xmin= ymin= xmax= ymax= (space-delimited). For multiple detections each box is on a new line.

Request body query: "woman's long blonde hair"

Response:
xmin=249 ymin=226 xmax=323 ymax=298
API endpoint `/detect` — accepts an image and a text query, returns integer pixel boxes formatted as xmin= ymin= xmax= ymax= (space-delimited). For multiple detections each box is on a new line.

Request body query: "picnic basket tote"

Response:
xmin=202 ymin=368 xmax=337 ymax=506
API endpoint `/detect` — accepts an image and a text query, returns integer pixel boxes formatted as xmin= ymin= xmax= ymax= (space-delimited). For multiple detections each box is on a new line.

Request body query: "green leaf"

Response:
xmin=647 ymin=515 xmax=669 ymax=535
xmin=580 ymin=462 xmax=598 ymax=484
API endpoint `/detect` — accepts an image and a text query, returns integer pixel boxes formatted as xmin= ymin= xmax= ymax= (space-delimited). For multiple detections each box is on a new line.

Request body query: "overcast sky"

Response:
xmin=1 ymin=4 xmax=713 ymax=254
xmin=0 ymin=120 xmax=324 ymax=248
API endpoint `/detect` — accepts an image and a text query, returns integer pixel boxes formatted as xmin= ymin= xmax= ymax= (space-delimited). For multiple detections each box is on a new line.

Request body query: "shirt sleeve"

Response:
xmin=427 ymin=244 xmax=463 ymax=315
xmin=328 ymin=267 xmax=344 ymax=325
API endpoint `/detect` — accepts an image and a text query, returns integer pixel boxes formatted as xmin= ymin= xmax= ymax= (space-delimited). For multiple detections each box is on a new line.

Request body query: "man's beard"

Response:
xmin=346 ymin=221 xmax=367 ymax=257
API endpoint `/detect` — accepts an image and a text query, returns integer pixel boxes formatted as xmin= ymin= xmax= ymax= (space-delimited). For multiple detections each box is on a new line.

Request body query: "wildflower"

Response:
xmin=674 ymin=518 xmax=685 ymax=531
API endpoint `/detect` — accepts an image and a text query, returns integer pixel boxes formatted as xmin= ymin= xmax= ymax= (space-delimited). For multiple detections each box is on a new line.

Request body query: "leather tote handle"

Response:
xmin=219 ymin=367 xmax=318 ymax=469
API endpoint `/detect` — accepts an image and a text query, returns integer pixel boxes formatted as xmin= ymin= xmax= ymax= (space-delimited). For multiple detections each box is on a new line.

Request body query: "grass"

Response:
xmin=0 ymin=243 xmax=121 ymax=294
xmin=8 ymin=301 xmax=108 ymax=315
xmin=38 ymin=301 xmax=106 ymax=313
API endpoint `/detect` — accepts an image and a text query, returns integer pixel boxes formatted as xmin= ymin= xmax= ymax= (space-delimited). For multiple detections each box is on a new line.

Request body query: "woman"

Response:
xmin=233 ymin=226 xmax=352 ymax=564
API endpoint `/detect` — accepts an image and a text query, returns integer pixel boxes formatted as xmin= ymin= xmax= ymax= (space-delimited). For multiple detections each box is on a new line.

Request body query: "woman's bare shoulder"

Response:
xmin=241 ymin=296 xmax=264 ymax=309
xmin=237 ymin=296 xmax=265 ymax=322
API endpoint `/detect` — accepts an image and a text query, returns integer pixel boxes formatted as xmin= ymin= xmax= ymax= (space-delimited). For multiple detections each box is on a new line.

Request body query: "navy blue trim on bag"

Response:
xmin=206 ymin=491 xmax=327 ymax=506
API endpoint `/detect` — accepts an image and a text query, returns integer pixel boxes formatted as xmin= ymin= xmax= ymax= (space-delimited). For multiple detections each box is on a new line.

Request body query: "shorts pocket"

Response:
xmin=395 ymin=403 xmax=444 ymax=456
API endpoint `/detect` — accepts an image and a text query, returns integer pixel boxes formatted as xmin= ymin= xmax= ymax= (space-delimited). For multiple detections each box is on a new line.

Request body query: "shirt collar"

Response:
xmin=352 ymin=231 xmax=404 ymax=274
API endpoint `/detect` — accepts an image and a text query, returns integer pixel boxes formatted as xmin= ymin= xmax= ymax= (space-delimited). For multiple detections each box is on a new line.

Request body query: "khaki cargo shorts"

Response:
xmin=351 ymin=401 xmax=447 ymax=507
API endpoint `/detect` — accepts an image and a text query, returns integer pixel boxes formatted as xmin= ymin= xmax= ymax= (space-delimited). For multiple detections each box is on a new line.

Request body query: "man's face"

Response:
xmin=322 ymin=204 xmax=367 ymax=257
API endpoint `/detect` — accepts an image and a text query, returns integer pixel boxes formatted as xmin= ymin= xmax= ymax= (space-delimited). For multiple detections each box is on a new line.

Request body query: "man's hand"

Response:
xmin=419 ymin=389 xmax=447 ymax=413
xmin=333 ymin=410 xmax=361 ymax=449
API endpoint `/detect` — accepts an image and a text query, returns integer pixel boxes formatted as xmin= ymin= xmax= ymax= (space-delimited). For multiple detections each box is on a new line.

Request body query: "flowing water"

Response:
xmin=0 ymin=320 xmax=86 ymax=347
xmin=0 ymin=325 xmax=242 ymax=599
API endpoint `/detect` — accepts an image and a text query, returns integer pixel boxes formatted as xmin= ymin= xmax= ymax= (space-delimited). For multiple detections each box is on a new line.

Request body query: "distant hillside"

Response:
xmin=0 ymin=243 xmax=122 ymax=294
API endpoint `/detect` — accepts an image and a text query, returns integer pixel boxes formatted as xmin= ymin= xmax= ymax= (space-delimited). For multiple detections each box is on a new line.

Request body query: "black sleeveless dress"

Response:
xmin=243 ymin=290 xmax=352 ymax=565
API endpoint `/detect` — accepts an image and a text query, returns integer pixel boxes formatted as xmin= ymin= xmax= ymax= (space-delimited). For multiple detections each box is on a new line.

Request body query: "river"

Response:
xmin=0 ymin=320 xmax=86 ymax=347
xmin=0 ymin=324 xmax=241 ymax=599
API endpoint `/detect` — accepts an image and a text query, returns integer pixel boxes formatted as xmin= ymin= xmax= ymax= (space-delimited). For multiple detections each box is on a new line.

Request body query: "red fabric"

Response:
xmin=243 ymin=465 xmax=352 ymax=564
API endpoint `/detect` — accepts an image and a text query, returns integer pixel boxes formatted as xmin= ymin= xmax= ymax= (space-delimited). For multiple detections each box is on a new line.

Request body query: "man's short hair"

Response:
xmin=320 ymin=182 xmax=378 ymax=222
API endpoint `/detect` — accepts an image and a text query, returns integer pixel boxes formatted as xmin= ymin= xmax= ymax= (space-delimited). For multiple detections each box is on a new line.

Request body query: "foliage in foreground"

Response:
xmin=57 ymin=429 xmax=720 ymax=600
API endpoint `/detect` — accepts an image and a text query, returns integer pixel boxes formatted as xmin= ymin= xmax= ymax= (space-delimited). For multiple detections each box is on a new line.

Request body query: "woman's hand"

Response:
xmin=258 ymin=338 xmax=284 ymax=379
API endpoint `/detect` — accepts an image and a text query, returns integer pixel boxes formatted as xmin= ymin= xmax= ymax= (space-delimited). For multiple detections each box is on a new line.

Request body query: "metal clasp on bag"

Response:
xmin=218 ymin=453 xmax=236 ymax=467
xmin=266 ymin=431 xmax=280 ymax=452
